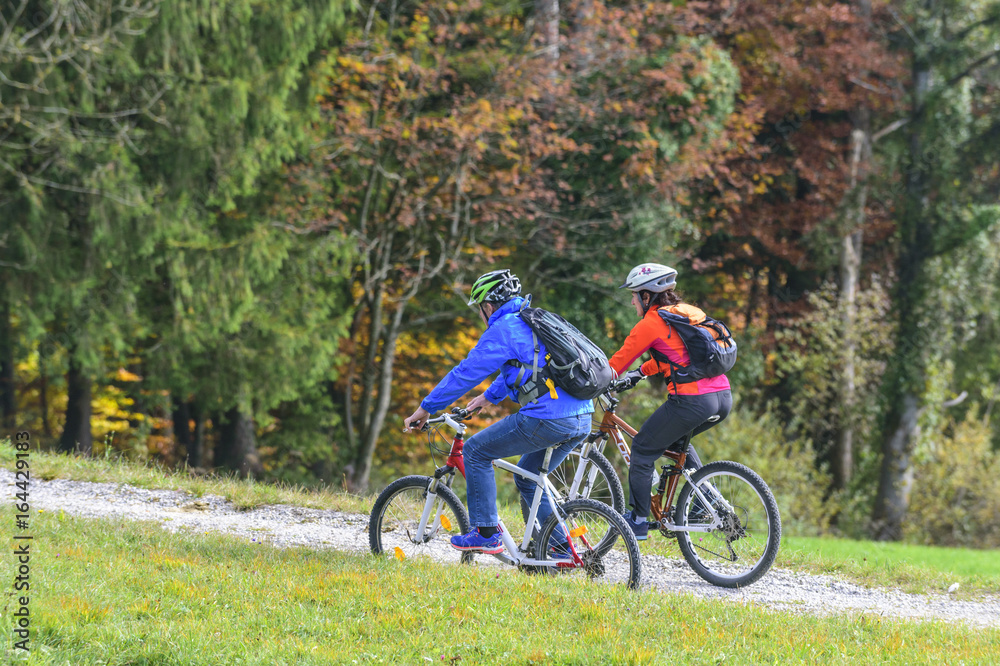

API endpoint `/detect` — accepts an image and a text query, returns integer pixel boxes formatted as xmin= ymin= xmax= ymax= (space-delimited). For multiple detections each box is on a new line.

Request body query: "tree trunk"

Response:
xmin=535 ymin=0 xmax=560 ymax=68
xmin=871 ymin=42 xmax=932 ymax=540
xmin=59 ymin=357 xmax=93 ymax=454
xmin=872 ymin=394 xmax=920 ymax=539
xmin=834 ymin=126 xmax=869 ymax=490
xmin=743 ymin=265 xmax=759 ymax=333
xmin=39 ymin=349 xmax=52 ymax=437
xmin=835 ymin=228 xmax=860 ymax=489
xmin=534 ymin=0 xmax=559 ymax=109
xmin=351 ymin=301 xmax=407 ymax=491
xmin=833 ymin=0 xmax=874 ymax=491
xmin=191 ymin=401 xmax=205 ymax=469
xmin=342 ymin=307 xmax=365 ymax=458
xmin=571 ymin=0 xmax=593 ymax=72
xmin=216 ymin=405 xmax=262 ymax=478
xmin=0 ymin=291 xmax=15 ymax=430
xmin=191 ymin=399 xmax=214 ymax=469
xmin=172 ymin=396 xmax=193 ymax=465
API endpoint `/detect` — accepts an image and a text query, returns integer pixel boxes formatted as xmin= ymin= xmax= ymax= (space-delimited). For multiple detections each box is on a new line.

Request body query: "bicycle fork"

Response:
xmin=412 ymin=472 xmax=457 ymax=543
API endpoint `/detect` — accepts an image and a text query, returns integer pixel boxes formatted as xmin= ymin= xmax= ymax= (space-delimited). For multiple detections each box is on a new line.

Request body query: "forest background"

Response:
xmin=2 ymin=0 xmax=999 ymax=547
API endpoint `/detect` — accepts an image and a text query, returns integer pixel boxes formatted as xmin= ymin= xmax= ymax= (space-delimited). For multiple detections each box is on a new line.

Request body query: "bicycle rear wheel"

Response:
xmin=549 ymin=448 xmax=625 ymax=514
xmin=674 ymin=461 xmax=780 ymax=588
xmin=369 ymin=475 xmax=473 ymax=564
xmin=521 ymin=448 xmax=625 ymax=542
xmin=535 ymin=498 xmax=642 ymax=589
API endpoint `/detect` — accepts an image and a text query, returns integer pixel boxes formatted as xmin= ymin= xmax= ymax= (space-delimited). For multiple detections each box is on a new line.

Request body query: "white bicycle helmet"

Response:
xmin=620 ymin=263 xmax=677 ymax=293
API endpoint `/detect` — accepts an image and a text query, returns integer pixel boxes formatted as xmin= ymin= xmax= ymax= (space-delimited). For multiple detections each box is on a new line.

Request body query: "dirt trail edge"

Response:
xmin=6 ymin=470 xmax=998 ymax=628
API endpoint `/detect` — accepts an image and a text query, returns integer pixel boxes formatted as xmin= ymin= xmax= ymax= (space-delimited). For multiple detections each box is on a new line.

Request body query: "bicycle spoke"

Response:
xmin=370 ymin=477 xmax=471 ymax=563
xmin=544 ymin=449 xmax=625 ymax=516
xmin=675 ymin=461 xmax=780 ymax=588
xmin=537 ymin=499 xmax=642 ymax=589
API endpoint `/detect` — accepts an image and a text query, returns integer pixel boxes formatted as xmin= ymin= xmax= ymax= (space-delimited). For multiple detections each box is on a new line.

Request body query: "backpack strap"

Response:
xmin=504 ymin=295 xmax=561 ymax=404
xmin=648 ymin=347 xmax=683 ymax=394
xmin=506 ymin=329 xmax=548 ymax=404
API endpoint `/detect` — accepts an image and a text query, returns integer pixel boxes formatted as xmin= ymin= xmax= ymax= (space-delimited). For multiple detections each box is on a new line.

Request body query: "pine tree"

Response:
xmin=1 ymin=0 xmax=159 ymax=450
xmin=127 ymin=0 xmax=352 ymax=475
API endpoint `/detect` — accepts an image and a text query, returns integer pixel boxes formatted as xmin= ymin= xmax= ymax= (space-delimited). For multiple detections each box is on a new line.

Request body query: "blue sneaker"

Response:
xmin=624 ymin=511 xmax=648 ymax=541
xmin=450 ymin=529 xmax=504 ymax=554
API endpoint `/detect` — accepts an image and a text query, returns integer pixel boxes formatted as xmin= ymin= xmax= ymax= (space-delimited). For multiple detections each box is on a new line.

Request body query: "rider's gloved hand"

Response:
xmin=616 ymin=369 xmax=645 ymax=392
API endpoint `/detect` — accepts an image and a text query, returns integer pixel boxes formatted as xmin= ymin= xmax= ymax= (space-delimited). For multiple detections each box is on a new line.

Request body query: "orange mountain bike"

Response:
xmin=554 ymin=377 xmax=781 ymax=588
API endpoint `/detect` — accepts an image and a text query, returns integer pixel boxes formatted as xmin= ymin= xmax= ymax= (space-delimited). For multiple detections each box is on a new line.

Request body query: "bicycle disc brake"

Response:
xmin=405 ymin=527 xmax=437 ymax=544
xmin=581 ymin=550 xmax=605 ymax=577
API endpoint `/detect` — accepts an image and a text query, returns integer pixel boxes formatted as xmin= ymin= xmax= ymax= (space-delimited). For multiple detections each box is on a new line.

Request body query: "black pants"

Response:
xmin=628 ymin=389 xmax=733 ymax=517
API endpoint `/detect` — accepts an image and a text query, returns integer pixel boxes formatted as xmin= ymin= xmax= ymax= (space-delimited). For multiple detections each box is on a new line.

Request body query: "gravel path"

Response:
xmin=6 ymin=470 xmax=999 ymax=629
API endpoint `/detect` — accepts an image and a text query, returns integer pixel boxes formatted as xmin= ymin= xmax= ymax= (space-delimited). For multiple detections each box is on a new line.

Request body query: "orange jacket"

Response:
xmin=608 ymin=304 xmax=731 ymax=396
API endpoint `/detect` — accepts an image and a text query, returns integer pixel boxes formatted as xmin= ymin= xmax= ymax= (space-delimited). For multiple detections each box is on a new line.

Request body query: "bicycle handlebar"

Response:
xmin=406 ymin=406 xmax=477 ymax=433
xmin=607 ymin=373 xmax=647 ymax=395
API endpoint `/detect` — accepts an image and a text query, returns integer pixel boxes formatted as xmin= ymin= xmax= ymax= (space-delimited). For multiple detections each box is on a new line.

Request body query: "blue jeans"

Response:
xmin=463 ymin=411 xmax=590 ymax=530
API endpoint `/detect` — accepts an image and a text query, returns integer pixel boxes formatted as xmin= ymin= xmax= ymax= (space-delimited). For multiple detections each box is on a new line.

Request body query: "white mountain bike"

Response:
xmin=369 ymin=408 xmax=643 ymax=589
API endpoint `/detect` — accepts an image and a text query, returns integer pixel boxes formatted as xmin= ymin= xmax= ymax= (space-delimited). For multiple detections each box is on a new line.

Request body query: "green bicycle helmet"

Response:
xmin=467 ymin=269 xmax=521 ymax=307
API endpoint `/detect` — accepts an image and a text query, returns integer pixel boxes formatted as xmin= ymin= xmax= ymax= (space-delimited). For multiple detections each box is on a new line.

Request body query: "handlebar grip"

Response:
xmin=609 ymin=375 xmax=643 ymax=394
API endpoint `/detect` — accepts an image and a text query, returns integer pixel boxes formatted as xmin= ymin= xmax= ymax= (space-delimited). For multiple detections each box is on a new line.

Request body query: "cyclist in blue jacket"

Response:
xmin=404 ymin=270 xmax=594 ymax=554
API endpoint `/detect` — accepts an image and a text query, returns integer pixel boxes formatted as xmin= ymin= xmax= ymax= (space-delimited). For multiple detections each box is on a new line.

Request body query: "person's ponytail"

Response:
xmin=640 ymin=289 xmax=682 ymax=309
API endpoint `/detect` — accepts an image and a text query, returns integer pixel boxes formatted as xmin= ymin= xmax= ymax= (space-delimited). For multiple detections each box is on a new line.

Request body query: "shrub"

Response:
xmin=689 ymin=406 xmax=834 ymax=536
xmin=905 ymin=413 xmax=1000 ymax=549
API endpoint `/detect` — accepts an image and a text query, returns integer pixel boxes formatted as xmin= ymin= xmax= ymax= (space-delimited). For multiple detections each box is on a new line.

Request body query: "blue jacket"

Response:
xmin=420 ymin=297 xmax=595 ymax=419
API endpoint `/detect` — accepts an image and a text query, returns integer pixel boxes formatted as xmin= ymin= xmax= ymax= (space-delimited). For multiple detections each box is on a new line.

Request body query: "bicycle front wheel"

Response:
xmin=674 ymin=461 xmax=781 ymax=588
xmin=369 ymin=475 xmax=473 ymax=564
xmin=536 ymin=498 xmax=642 ymax=589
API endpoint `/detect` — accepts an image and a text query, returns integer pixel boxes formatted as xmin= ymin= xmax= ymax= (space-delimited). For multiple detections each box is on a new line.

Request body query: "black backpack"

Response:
xmin=651 ymin=305 xmax=737 ymax=384
xmin=507 ymin=299 xmax=614 ymax=402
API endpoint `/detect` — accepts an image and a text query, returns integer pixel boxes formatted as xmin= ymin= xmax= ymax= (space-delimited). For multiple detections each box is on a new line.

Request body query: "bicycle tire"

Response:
xmin=555 ymin=448 xmax=626 ymax=514
xmin=535 ymin=498 xmax=642 ymax=589
xmin=369 ymin=475 xmax=474 ymax=565
xmin=523 ymin=448 xmax=625 ymax=528
xmin=673 ymin=461 xmax=780 ymax=588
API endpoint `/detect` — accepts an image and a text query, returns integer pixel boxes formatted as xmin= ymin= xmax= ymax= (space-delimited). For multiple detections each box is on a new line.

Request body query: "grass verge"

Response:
xmin=0 ymin=441 xmax=373 ymax=514
xmin=1 ymin=510 xmax=998 ymax=665
xmin=776 ymin=535 xmax=1000 ymax=596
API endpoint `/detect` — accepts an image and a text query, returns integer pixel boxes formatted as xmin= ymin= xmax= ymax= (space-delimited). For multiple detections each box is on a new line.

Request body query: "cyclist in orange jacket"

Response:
xmin=609 ymin=263 xmax=733 ymax=540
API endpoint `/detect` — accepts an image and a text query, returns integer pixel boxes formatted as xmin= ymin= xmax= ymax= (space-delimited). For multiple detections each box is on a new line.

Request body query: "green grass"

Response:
xmin=1 ymin=510 xmax=998 ymax=665
xmin=776 ymin=536 xmax=1000 ymax=596
xmin=635 ymin=528 xmax=1000 ymax=597
xmin=5 ymin=443 xmax=1000 ymax=597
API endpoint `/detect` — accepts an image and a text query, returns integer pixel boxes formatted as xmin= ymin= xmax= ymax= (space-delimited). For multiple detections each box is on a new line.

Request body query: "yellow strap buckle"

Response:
xmin=544 ymin=377 xmax=558 ymax=400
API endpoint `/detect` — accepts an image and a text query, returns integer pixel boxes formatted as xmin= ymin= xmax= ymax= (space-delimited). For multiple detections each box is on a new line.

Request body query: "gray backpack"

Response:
xmin=507 ymin=298 xmax=614 ymax=402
